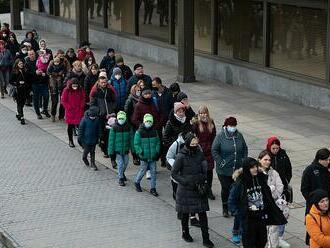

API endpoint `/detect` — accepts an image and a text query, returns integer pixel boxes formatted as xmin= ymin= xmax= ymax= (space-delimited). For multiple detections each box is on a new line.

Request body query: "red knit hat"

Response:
xmin=266 ymin=136 xmax=281 ymax=151
xmin=223 ymin=117 xmax=237 ymax=127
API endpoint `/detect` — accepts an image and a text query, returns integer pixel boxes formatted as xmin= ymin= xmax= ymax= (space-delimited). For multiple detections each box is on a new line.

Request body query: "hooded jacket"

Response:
xmin=78 ymin=108 xmax=101 ymax=145
xmin=131 ymin=97 xmax=161 ymax=130
xmin=61 ymin=81 xmax=85 ymax=125
xmin=90 ymin=83 xmax=117 ymax=117
xmin=110 ymin=73 xmax=127 ymax=111
xmin=263 ymin=167 xmax=284 ymax=200
xmin=211 ymin=127 xmax=248 ymax=176
xmin=171 ymin=145 xmax=209 ymax=213
xmin=306 ymin=205 xmax=330 ymax=248
xmin=152 ymin=86 xmax=174 ymax=127
xmin=166 ymin=134 xmax=185 ymax=168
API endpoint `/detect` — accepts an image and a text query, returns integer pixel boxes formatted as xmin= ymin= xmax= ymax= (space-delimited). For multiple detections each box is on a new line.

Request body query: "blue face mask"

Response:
xmin=227 ymin=126 xmax=237 ymax=133
xmin=118 ymin=119 xmax=126 ymax=125
xmin=144 ymin=122 xmax=152 ymax=129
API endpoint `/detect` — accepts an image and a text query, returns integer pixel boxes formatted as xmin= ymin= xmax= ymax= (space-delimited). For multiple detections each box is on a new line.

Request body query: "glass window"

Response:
xmin=270 ymin=4 xmax=327 ymax=79
xmin=28 ymin=0 xmax=39 ymax=11
xmin=194 ymin=0 xmax=211 ymax=53
xmin=88 ymin=0 xmax=104 ymax=25
xmin=59 ymin=0 xmax=75 ymax=20
xmin=138 ymin=0 xmax=169 ymax=42
xmin=218 ymin=0 xmax=263 ymax=64
xmin=107 ymin=0 xmax=134 ymax=33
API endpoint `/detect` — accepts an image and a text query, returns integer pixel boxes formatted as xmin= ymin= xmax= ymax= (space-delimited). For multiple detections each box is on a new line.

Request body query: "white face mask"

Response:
xmin=115 ymin=74 xmax=121 ymax=80
xmin=136 ymin=91 xmax=141 ymax=97
xmin=118 ymin=119 xmax=126 ymax=125
xmin=72 ymin=86 xmax=78 ymax=90
xmin=174 ymin=113 xmax=186 ymax=124
xmin=227 ymin=126 xmax=237 ymax=133
xmin=144 ymin=122 xmax=152 ymax=129
xmin=22 ymin=50 xmax=27 ymax=54
xmin=89 ymin=116 xmax=96 ymax=120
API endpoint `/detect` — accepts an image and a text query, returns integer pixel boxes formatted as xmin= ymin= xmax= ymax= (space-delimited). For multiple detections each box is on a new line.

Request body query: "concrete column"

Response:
xmin=177 ymin=0 xmax=195 ymax=83
xmin=75 ymin=0 xmax=89 ymax=47
xmin=10 ymin=0 xmax=22 ymax=30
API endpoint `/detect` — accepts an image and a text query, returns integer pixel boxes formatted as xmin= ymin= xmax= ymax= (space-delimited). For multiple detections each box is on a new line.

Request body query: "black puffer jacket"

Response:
xmin=163 ymin=111 xmax=192 ymax=147
xmin=171 ymin=146 xmax=209 ymax=213
xmin=270 ymin=149 xmax=292 ymax=190
xmin=84 ymin=73 xmax=98 ymax=103
xmin=90 ymin=85 xmax=116 ymax=117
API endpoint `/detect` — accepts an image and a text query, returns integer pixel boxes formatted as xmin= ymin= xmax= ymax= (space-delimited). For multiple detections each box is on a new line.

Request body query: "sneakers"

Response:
xmin=146 ymin=170 xmax=151 ymax=180
xmin=82 ymin=157 xmax=89 ymax=166
xmin=119 ymin=179 xmax=125 ymax=186
xmin=123 ymin=173 xmax=127 ymax=181
xmin=203 ymin=239 xmax=214 ymax=248
xmin=111 ymin=159 xmax=117 ymax=169
xmin=190 ymin=217 xmax=201 ymax=227
xmin=150 ymin=188 xmax=159 ymax=197
xmin=16 ymin=114 xmax=21 ymax=121
xmin=135 ymin=182 xmax=142 ymax=192
xmin=231 ymin=234 xmax=241 ymax=244
xmin=90 ymin=163 xmax=98 ymax=171
xmin=279 ymin=237 xmax=290 ymax=248
xmin=182 ymin=231 xmax=193 ymax=243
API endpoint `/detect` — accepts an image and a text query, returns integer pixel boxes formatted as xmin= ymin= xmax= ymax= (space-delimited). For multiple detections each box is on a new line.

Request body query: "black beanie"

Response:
xmin=134 ymin=63 xmax=143 ymax=71
xmin=309 ymin=189 xmax=329 ymax=206
xmin=184 ymin=132 xmax=196 ymax=147
xmin=176 ymin=92 xmax=188 ymax=102
xmin=88 ymin=106 xmax=99 ymax=117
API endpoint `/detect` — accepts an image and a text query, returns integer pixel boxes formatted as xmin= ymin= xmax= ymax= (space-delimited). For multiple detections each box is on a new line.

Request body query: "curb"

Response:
xmin=0 ymin=227 xmax=21 ymax=248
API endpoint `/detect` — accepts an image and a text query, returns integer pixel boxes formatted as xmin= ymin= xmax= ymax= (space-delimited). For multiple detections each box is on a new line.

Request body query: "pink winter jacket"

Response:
xmin=61 ymin=82 xmax=85 ymax=125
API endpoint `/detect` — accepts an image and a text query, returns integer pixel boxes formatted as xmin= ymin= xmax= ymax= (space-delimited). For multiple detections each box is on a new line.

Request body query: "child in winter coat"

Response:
xmin=134 ymin=113 xmax=160 ymax=197
xmin=78 ymin=106 xmax=101 ymax=171
xmin=108 ymin=111 xmax=134 ymax=186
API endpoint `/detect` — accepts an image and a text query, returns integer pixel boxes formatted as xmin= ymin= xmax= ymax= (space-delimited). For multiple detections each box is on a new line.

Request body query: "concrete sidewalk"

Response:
xmin=0 ymin=13 xmax=329 ymax=247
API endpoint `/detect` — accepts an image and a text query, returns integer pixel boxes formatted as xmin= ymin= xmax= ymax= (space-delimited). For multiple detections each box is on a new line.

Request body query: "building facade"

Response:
xmin=20 ymin=0 xmax=330 ymax=111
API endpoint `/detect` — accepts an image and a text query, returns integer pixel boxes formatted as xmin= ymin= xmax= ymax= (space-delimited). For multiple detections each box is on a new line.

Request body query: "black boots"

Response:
xmin=202 ymin=233 xmax=214 ymax=248
xmin=182 ymin=231 xmax=193 ymax=243
xmin=69 ymin=140 xmax=75 ymax=148
xmin=90 ymin=153 xmax=98 ymax=171
xmin=223 ymin=205 xmax=229 ymax=218
xmin=82 ymin=157 xmax=89 ymax=166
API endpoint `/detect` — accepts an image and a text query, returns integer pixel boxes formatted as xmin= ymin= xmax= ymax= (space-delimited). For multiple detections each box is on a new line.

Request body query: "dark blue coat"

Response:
xmin=110 ymin=76 xmax=127 ymax=111
xmin=78 ymin=112 xmax=101 ymax=145
xmin=100 ymin=55 xmax=115 ymax=78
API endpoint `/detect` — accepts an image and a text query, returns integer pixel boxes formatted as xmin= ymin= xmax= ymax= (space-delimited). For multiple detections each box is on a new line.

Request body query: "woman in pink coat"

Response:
xmin=61 ymin=78 xmax=85 ymax=147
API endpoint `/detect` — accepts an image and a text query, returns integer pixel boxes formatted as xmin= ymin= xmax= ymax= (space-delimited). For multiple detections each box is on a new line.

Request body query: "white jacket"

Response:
xmin=266 ymin=167 xmax=284 ymax=200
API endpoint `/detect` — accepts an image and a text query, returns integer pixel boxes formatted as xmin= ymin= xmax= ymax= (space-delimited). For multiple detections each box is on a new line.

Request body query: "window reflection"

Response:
xmin=194 ymin=0 xmax=211 ymax=53
xmin=107 ymin=0 xmax=134 ymax=33
xmin=270 ymin=4 xmax=327 ymax=79
xmin=138 ymin=0 xmax=169 ymax=42
xmin=88 ymin=0 xmax=103 ymax=25
xmin=60 ymin=0 xmax=75 ymax=20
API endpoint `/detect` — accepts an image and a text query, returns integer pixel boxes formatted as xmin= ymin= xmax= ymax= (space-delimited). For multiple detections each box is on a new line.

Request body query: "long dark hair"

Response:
xmin=12 ymin=59 xmax=24 ymax=74
xmin=314 ymin=148 xmax=330 ymax=163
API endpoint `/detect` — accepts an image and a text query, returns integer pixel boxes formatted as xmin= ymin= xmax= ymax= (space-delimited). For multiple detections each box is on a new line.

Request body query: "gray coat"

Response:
xmin=0 ymin=49 xmax=13 ymax=70
xmin=211 ymin=127 xmax=248 ymax=177
xmin=171 ymin=146 xmax=209 ymax=213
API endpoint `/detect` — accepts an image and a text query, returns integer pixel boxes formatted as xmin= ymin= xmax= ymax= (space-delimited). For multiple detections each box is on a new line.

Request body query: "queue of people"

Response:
xmin=1 ymin=24 xmax=330 ymax=248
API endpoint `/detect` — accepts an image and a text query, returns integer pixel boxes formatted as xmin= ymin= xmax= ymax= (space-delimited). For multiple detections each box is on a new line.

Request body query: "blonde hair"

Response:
xmin=197 ymin=105 xmax=214 ymax=133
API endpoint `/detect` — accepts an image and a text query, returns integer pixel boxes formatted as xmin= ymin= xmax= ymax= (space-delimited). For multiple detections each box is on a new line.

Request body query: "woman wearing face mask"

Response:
xmin=258 ymin=150 xmax=284 ymax=248
xmin=82 ymin=55 xmax=95 ymax=75
xmin=6 ymin=34 xmax=20 ymax=58
xmin=211 ymin=117 xmax=248 ymax=218
xmin=15 ymin=45 xmax=29 ymax=61
xmin=84 ymin=64 xmax=99 ymax=105
xmin=192 ymin=106 xmax=217 ymax=200
xmin=110 ymin=67 xmax=127 ymax=111
xmin=171 ymin=132 xmax=214 ymax=248
xmin=61 ymin=78 xmax=85 ymax=147
xmin=64 ymin=60 xmax=86 ymax=88
xmin=306 ymin=189 xmax=330 ymax=248
xmin=228 ymin=157 xmax=287 ymax=248
xmin=125 ymin=84 xmax=142 ymax=165
xmin=10 ymin=59 xmax=29 ymax=125
xmin=38 ymin=39 xmax=53 ymax=61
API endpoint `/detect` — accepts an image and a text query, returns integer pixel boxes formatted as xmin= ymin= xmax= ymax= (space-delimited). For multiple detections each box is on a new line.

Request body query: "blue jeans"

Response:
xmin=135 ymin=161 xmax=156 ymax=189
xmin=32 ymin=84 xmax=49 ymax=115
xmin=116 ymin=154 xmax=129 ymax=180
xmin=278 ymin=224 xmax=285 ymax=237
xmin=232 ymin=215 xmax=241 ymax=235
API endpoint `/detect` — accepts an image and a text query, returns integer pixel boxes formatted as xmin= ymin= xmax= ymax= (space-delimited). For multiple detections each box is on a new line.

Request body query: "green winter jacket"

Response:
xmin=108 ymin=122 xmax=134 ymax=155
xmin=134 ymin=124 xmax=160 ymax=162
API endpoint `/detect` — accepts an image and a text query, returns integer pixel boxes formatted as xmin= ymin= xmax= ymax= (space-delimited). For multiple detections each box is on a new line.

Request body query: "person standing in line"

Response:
xmin=306 ymin=189 xmax=330 ymax=248
xmin=171 ymin=132 xmax=214 ymax=248
xmin=192 ymin=105 xmax=217 ymax=200
xmin=301 ymin=148 xmax=330 ymax=245
xmin=0 ymin=40 xmax=13 ymax=98
xmin=110 ymin=67 xmax=128 ymax=111
xmin=84 ymin=64 xmax=99 ymax=106
xmin=47 ymin=56 xmax=66 ymax=122
xmin=61 ymin=78 xmax=85 ymax=148
xmin=65 ymin=48 xmax=77 ymax=67
xmin=125 ymin=84 xmax=142 ymax=165
xmin=78 ymin=106 xmax=101 ymax=171
xmin=228 ymin=158 xmax=287 ymax=248
xmin=258 ymin=150 xmax=284 ymax=248
xmin=108 ymin=111 xmax=134 ymax=186
xmin=10 ymin=59 xmax=28 ymax=125
xmin=99 ymin=48 xmax=116 ymax=79
xmin=134 ymin=114 xmax=160 ymax=197
xmin=211 ymin=117 xmax=248 ymax=217
xmin=127 ymin=63 xmax=152 ymax=93
xmin=112 ymin=55 xmax=133 ymax=81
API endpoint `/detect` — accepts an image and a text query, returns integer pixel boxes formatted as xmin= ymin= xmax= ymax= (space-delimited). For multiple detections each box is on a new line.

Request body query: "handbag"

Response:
xmin=7 ymin=84 xmax=17 ymax=98
xmin=196 ymin=180 xmax=209 ymax=197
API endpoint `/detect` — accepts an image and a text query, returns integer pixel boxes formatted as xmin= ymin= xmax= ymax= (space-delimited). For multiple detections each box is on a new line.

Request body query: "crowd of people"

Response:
xmin=1 ymin=23 xmax=330 ymax=248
